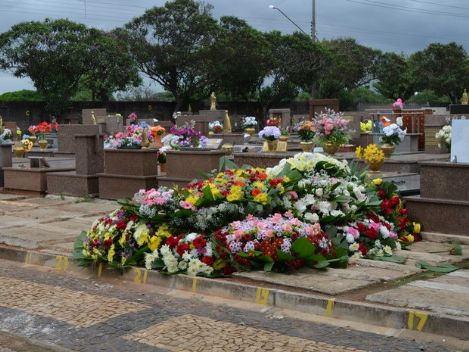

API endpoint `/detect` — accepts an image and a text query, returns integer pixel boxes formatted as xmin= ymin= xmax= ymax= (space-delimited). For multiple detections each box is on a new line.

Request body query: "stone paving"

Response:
xmin=0 ymin=259 xmax=453 ymax=352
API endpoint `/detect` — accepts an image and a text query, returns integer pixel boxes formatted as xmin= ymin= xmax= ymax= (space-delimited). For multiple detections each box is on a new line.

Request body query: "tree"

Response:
xmin=124 ymin=0 xmax=218 ymax=111
xmin=319 ymin=38 xmax=378 ymax=98
xmin=373 ymin=52 xmax=413 ymax=100
xmin=81 ymin=29 xmax=141 ymax=102
xmin=409 ymin=42 xmax=469 ymax=103
xmin=0 ymin=90 xmax=43 ymax=102
xmin=209 ymin=16 xmax=270 ymax=100
xmin=257 ymin=31 xmax=328 ymax=117
xmin=0 ymin=19 xmax=89 ymax=112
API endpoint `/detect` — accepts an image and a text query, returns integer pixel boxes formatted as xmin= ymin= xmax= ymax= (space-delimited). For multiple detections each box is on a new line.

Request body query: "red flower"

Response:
xmin=166 ymin=236 xmax=180 ymax=248
xmin=391 ymin=195 xmax=400 ymax=206
xmin=399 ymin=208 xmax=408 ymax=215
xmin=103 ymin=238 xmax=113 ymax=248
xmin=269 ymin=178 xmax=283 ymax=187
xmin=366 ymin=228 xmax=379 ymax=240
xmin=192 ymin=236 xmax=207 ymax=249
xmin=358 ymin=243 xmax=368 ymax=255
xmin=377 ymin=189 xmax=386 ymax=199
xmin=201 ymin=256 xmax=214 ymax=266
xmin=116 ymin=220 xmax=127 ymax=230
xmin=223 ymin=265 xmax=235 ymax=275
xmin=176 ymin=243 xmax=190 ymax=256
xmin=251 ymin=188 xmax=262 ymax=196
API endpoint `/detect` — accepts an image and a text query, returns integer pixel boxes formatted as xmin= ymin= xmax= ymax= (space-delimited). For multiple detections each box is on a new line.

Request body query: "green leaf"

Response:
xmin=264 ymin=261 xmax=274 ymax=272
xmin=291 ymin=237 xmax=315 ymax=259
xmin=277 ymin=250 xmax=295 ymax=262
xmin=374 ymin=255 xmax=407 ymax=264
xmin=416 ymin=261 xmax=458 ymax=273
xmin=202 ymin=185 xmax=214 ymax=202
xmin=450 ymin=242 xmax=463 ymax=256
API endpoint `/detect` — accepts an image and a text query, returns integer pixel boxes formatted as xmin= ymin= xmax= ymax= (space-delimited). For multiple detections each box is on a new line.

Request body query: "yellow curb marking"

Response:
xmin=24 ymin=252 xmax=33 ymax=265
xmin=325 ymin=298 xmax=335 ymax=317
xmin=55 ymin=256 xmax=69 ymax=272
xmin=96 ymin=262 xmax=103 ymax=278
xmin=191 ymin=278 xmax=198 ymax=293
xmin=255 ymin=287 xmax=270 ymax=305
xmin=133 ymin=268 xmax=148 ymax=284
xmin=407 ymin=310 xmax=428 ymax=332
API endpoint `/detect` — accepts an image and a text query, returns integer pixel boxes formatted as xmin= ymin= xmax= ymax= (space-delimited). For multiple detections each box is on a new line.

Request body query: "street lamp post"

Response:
xmin=269 ymin=2 xmax=316 ymax=42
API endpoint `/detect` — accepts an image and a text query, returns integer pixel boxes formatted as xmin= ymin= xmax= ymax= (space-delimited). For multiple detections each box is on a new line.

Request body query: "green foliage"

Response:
xmin=373 ymin=52 xmax=413 ymax=100
xmin=407 ymin=89 xmax=449 ymax=105
xmin=409 ymin=42 xmax=469 ymax=103
xmin=0 ymin=89 xmax=43 ymax=102
xmin=416 ymin=261 xmax=458 ymax=273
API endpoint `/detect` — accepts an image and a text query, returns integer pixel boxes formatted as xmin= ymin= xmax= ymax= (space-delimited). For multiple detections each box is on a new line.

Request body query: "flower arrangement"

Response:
xmin=258 ymin=126 xmax=281 ymax=141
xmin=0 ymin=128 xmax=12 ymax=144
xmin=392 ymin=98 xmax=404 ymax=110
xmin=21 ymin=137 xmax=33 ymax=151
xmin=28 ymin=121 xmax=58 ymax=139
xmin=128 ymin=112 xmax=138 ymax=124
xmin=75 ymin=152 xmax=421 ymax=276
xmin=435 ymin=125 xmax=451 ymax=150
xmin=104 ymin=122 xmax=153 ymax=149
xmin=381 ymin=123 xmax=406 ymax=145
xmin=266 ymin=117 xmax=280 ymax=127
xmin=360 ymin=120 xmax=373 ymax=133
xmin=168 ymin=121 xmax=208 ymax=149
xmin=150 ymin=125 xmax=166 ymax=137
xmin=241 ymin=116 xmax=258 ymax=129
xmin=355 ymin=144 xmax=385 ymax=164
xmin=296 ymin=120 xmax=315 ymax=141
xmin=313 ymin=109 xmax=349 ymax=146
xmin=208 ymin=121 xmax=223 ymax=133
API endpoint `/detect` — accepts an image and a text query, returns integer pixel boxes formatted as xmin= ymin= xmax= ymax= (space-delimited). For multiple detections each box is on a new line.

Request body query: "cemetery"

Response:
xmin=1 ymin=0 xmax=469 ymax=349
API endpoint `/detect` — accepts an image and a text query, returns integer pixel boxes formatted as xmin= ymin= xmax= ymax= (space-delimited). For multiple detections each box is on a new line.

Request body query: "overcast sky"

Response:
xmin=1 ymin=0 xmax=468 ymax=94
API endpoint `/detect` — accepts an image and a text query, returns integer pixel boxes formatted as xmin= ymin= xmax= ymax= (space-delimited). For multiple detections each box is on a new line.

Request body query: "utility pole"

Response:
xmin=311 ymin=0 xmax=316 ymax=42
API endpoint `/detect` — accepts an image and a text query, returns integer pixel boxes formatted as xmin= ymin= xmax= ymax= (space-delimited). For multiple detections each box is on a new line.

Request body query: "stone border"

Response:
xmin=0 ymin=244 xmax=468 ymax=341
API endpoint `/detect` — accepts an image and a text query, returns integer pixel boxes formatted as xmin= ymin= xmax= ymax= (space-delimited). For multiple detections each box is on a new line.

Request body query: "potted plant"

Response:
xmin=313 ymin=109 xmax=349 ymax=155
xmin=380 ymin=123 xmax=406 ymax=158
xmin=356 ymin=144 xmax=385 ymax=172
xmin=241 ymin=116 xmax=257 ymax=136
xmin=258 ymin=126 xmax=281 ymax=152
xmin=150 ymin=125 xmax=166 ymax=148
xmin=208 ymin=121 xmax=223 ymax=135
xmin=296 ymin=120 xmax=316 ymax=152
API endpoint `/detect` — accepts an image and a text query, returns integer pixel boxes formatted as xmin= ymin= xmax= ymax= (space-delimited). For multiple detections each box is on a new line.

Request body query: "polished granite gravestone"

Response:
xmin=157 ymin=150 xmax=227 ymax=188
xmin=47 ymin=134 xmax=104 ymax=197
xmin=406 ymin=161 xmax=469 ymax=236
xmin=98 ymin=149 xmax=159 ymax=200
xmin=449 ymin=104 xmax=469 ymax=114
xmin=211 ymin=133 xmax=245 ymax=145
xmin=0 ymin=143 xmax=13 ymax=187
xmin=424 ymin=114 xmax=449 ymax=154
xmin=57 ymin=124 xmax=102 ymax=155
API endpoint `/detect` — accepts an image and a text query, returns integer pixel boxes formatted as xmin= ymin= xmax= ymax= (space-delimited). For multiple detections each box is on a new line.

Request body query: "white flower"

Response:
xmin=144 ymin=250 xmax=159 ymax=270
xmin=349 ymin=243 xmax=359 ymax=251
xmin=330 ymin=209 xmax=344 ymax=218
xmin=185 ymin=233 xmax=198 ymax=242
xmin=294 ymin=200 xmax=307 ymax=213
xmin=380 ymin=226 xmax=390 ymax=239
xmin=178 ymin=261 xmax=188 ymax=270
xmin=384 ymin=245 xmax=393 ymax=256
xmin=315 ymin=188 xmax=323 ymax=197
xmin=395 ymin=242 xmax=402 ymax=251
xmin=304 ymin=212 xmax=319 ymax=223
xmin=346 ymin=233 xmax=355 ymax=243
xmin=318 ymin=201 xmax=331 ymax=214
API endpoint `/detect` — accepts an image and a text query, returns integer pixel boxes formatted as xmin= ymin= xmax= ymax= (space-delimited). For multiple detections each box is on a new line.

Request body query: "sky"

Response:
xmin=1 ymin=0 xmax=469 ymax=93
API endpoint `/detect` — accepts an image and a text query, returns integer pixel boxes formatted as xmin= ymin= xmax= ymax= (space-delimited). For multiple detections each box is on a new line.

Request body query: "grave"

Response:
xmin=449 ymin=104 xmax=469 ymax=114
xmin=57 ymin=124 xmax=101 ymax=155
xmin=0 ymin=142 xmax=13 ymax=187
xmin=211 ymin=133 xmax=245 ymax=145
xmin=95 ymin=113 xmax=124 ymax=135
xmin=3 ymin=157 xmax=75 ymax=195
xmin=424 ymin=114 xmax=449 ymax=153
xmin=98 ymin=149 xmax=159 ymax=200
xmin=47 ymin=133 xmax=104 ymax=197
xmin=268 ymin=109 xmax=291 ymax=130
xmin=309 ymin=99 xmax=339 ymax=119
xmin=157 ymin=150 xmax=226 ymax=188
xmin=82 ymin=108 xmax=107 ymax=125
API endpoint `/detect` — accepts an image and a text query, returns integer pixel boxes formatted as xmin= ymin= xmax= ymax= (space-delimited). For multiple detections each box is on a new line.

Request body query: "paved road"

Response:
xmin=0 ymin=259 xmax=458 ymax=352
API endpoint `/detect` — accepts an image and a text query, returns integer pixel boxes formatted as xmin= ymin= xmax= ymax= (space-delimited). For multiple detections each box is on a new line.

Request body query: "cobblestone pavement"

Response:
xmin=0 ymin=259 xmax=457 ymax=352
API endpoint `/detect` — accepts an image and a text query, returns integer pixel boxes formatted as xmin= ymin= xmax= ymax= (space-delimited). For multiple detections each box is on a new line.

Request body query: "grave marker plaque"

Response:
xmin=451 ymin=120 xmax=469 ymax=163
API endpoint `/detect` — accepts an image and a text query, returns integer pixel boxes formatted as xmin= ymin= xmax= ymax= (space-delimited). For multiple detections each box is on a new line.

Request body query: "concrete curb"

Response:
xmin=1 ymin=245 xmax=468 ymax=341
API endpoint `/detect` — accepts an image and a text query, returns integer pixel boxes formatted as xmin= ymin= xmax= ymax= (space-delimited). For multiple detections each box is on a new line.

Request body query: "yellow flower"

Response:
xmin=185 ymin=194 xmax=200 ymax=206
xmin=134 ymin=223 xmax=150 ymax=246
xmin=252 ymin=181 xmax=265 ymax=190
xmin=406 ymin=234 xmax=415 ymax=243
xmin=227 ymin=185 xmax=244 ymax=202
xmin=148 ymin=236 xmax=162 ymax=251
xmin=118 ymin=233 xmax=127 ymax=247
xmin=156 ymin=225 xmax=171 ymax=238
xmin=107 ymin=244 xmax=115 ymax=262
xmin=283 ymin=176 xmax=290 ymax=183
xmin=413 ymin=222 xmax=421 ymax=234
xmin=209 ymin=184 xmax=222 ymax=198
xmin=254 ymin=192 xmax=269 ymax=205
xmin=372 ymin=178 xmax=383 ymax=186
xmin=355 ymin=146 xmax=363 ymax=159
xmin=213 ymin=259 xmax=226 ymax=270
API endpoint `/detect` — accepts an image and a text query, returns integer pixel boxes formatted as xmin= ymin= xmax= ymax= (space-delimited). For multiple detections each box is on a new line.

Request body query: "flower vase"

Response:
xmin=159 ymin=162 xmax=167 ymax=173
xmin=381 ymin=143 xmax=395 ymax=158
xmin=323 ymin=142 xmax=339 ymax=155
xmin=14 ymin=147 xmax=25 ymax=158
xmin=300 ymin=141 xmax=314 ymax=152
xmin=367 ymin=159 xmax=384 ymax=172
xmin=38 ymin=139 xmax=48 ymax=151
xmin=245 ymin=127 xmax=255 ymax=136
xmin=153 ymin=134 xmax=163 ymax=149
xmin=266 ymin=140 xmax=278 ymax=152
xmin=28 ymin=135 xmax=37 ymax=146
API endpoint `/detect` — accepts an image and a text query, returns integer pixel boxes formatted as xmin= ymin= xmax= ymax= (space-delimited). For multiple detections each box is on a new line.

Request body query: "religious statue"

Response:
xmin=90 ymin=110 xmax=97 ymax=125
xmin=223 ymin=110 xmax=232 ymax=133
xmin=210 ymin=92 xmax=217 ymax=111
xmin=461 ymin=89 xmax=468 ymax=105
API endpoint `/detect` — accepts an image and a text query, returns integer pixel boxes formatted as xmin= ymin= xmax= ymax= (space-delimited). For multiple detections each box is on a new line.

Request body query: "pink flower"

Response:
xmin=347 ymin=227 xmax=360 ymax=239
xmin=369 ymin=221 xmax=381 ymax=232
xmin=289 ymin=191 xmax=298 ymax=200
xmin=179 ymin=201 xmax=195 ymax=210
xmin=388 ymin=231 xmax=398 ymax=239
xmin=284 ymin=210 xmax=294 ymax=219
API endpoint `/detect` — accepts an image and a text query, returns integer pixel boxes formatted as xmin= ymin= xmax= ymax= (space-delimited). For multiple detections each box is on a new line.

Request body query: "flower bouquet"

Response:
xmin=242 ymin=116 xmax=258 ymax=136
xmin=127 ymin=112 xmax=138 ymax=124
xmin=168 ymin=121 xmax=208 ymax=149
xmin=380 ymin=123 xmax=406 ymax=157
xmin=150 ymin=125 xmax=166 ymax=148
xmin=259 ymin=126 xmax=281 ymax=151
xmin=435 ymin=125 xmax=451 ymax=151
xmin=105 ymin=122 xmax=153 ymax=149
xmin=266 ymin=117 xmax=280 ymax=127
xmin=208 ymin=121 xmax=223 ymax=134
xmin=360 ymin=120 xmax=373 ymax=133
xmin=0 ymin=128 xmax=12 ymax=144
xmin=313 ymin=109 xmax=349 ymax=155
xmin=355 ymin=144 xmax=385 ymax=172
